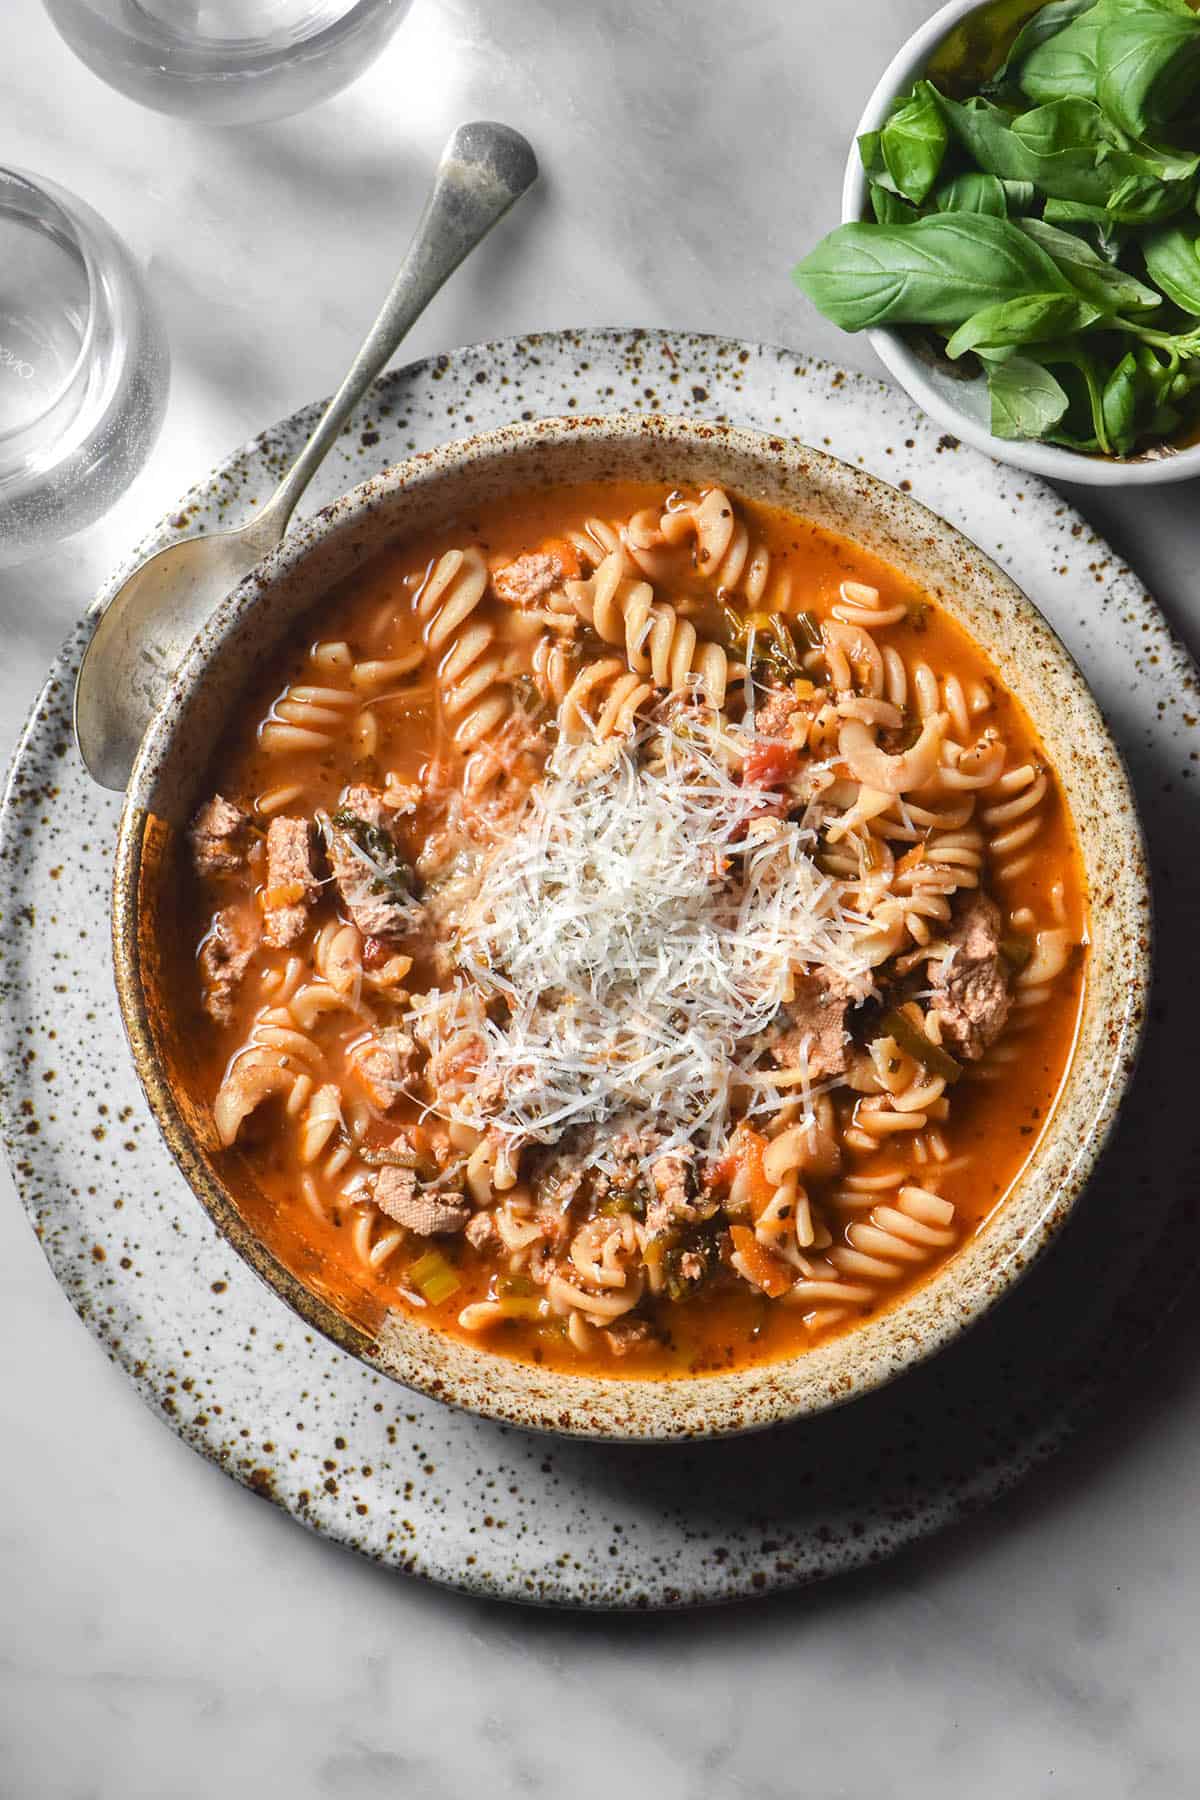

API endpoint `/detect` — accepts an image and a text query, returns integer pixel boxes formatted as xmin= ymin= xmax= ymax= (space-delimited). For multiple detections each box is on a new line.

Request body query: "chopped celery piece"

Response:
xmin=497 ymin=1297 xmax=544 ymax=1321
xmin=793 ymin=609 xmax=824 ymax=650
xmin=410 ymin=1249 xmax=460 ymax=1305
xmin=880 ymin=1008 xmax=962 ymax=1085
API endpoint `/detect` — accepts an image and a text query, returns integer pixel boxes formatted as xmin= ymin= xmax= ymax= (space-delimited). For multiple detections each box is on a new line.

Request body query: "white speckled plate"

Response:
xmin=2 ymin=329 xmax=1198 ymax=1608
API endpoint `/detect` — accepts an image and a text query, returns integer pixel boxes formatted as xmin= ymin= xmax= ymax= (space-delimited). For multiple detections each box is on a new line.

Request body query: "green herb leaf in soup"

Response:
xmin=1143 ymin=221 xmax=1200 ymax=312
xmin=945 ymin=291 xmax=1099 ymax=359
xmin=985 ymin=354 xmax=1072 ymax=437
xmin=881 ymin=83 xmax=950 ymax=203
xmin=791 ymin=212 xmax=1075 ymax=331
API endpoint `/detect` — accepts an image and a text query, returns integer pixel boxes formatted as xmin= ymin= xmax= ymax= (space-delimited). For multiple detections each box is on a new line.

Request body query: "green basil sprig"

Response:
xmin=795 ymin=213 xmax=1077 ymax=330
xmin=1143 ymin=222 xmax=1200 ymax=312
xmin=791 ymin=0 xmax=1200 ymax=457
xmin=881 ymin=83 xmax=950 ymax=203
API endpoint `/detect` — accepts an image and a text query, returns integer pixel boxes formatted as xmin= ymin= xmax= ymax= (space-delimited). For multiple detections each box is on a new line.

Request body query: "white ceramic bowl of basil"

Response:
xmin=836 ymin=0 xmax=1200 ymax=485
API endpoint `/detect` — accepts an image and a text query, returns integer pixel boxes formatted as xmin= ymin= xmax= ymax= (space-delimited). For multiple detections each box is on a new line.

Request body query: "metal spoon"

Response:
xmin=74 ymin=120 xmax=538 ymax=791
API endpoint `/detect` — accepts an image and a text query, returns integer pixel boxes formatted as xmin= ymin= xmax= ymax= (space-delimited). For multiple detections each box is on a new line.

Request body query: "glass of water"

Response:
xmin=0 ymin=168 xmax=169 ymax=567
xmin=43 ymin=0 xmax=414 ymax=125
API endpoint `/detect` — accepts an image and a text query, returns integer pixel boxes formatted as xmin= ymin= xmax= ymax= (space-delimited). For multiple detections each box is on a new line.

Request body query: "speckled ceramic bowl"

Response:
xmin=110 ymin=412 xmax=1149 ymax=1440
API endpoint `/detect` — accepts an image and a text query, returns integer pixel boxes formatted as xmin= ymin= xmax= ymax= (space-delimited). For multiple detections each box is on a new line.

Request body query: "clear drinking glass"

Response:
xmin=0 ymin=168 xmax=169 ymax=568
xmin=42 ymin=0 xmax=414 ymax=125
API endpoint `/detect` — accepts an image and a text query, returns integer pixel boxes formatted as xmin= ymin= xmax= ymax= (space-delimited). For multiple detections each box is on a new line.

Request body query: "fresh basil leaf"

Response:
xmin=859 ymin=129 xmax=907 ymax=196
xmin=1010 ymin=95 xmax=1107 ymax=153
xmin=1002 ymin=178 xmax=1039 ymax=211
xmin=1165 ymin=354 xmax=1200 ymax=401
xmin=1041 ymin=199 xmax=1128 ymax=259
xmin=1138 ymin=343 xmax=1187 ymax=411
xmin=935 ymin=93 xmax=1046 ymax=182
xmin=1101 ymin=349 xmax=1142 ymax=452
xmin=934 ymin=170 xmax=1009 ymax=214
xmin=936 ymin=91 xmax=1113 ymax=203
xmin=1040 ymin=339 xmax=1112 ymax=449
xmin=1017 ymin=4 xmax=1107 ymax=105
xmin=792 ymin=213 xmax=1074 ymax=332
xmin=881 ymin=81 xmax=949 ymax=204
xmin=1015 ymin=215 xmax=1162 ymax=310
xmin=1104 ymin=341 xmax=1187 ymax=454
xmin=946 ymin=292 xmax=1099 ymax=359
xmin=1149 ymin=401 xmax=1184 ymax=436
xmin=985 ymin=354 xmax=1072 ymax=437
xmin=1143 ymin=221 xmax=1200 ymax=311
xmin=1044 ymin=197 xmax=1102 ymax=222
xmin=992 ymin=0 xmax=1099 ymax=98
xmin=1016 ymin=0 xmax=1200 ymax=107
xmin=869 ymin=182 xmax=920 ymax=224
xmin=1098 ymin=6 xmax=1200 ymax=138
xmin=938 ymin=88 xmax=1198 ymax=207
xmin=1125 ymin=137 xmax=1200 ymax=185
xmin=1108 ymin=175 xmax=1193 ymax=223
xmin=1020 ymin=34 xmax=1103 ymax=104
xmin=1047 ymin=428 xmax=1104 ymax=449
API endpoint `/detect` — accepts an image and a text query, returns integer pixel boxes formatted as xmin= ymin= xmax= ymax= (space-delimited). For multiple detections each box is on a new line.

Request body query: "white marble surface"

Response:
xmin=3 ymin=0 xmax=1200 ymax=1793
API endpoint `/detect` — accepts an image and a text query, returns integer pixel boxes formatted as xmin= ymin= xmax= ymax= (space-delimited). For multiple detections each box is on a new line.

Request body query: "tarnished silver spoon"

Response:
xmin=74 ymin=120 xmax=538 ymax=791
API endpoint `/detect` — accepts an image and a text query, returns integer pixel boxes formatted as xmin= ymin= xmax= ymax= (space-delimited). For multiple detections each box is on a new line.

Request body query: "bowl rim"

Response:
xmin=839 ymin=0 xmax=1200 ymax=486
xmin=110 ymin=410 xmax=1152 ymax=1440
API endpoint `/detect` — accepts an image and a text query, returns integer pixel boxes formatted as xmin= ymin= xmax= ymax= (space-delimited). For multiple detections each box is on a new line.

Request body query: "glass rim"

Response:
xmin=0 ymin=166 xmax=99 ymax=454
xmin=49 ymin=0 xmax=397 ymax=66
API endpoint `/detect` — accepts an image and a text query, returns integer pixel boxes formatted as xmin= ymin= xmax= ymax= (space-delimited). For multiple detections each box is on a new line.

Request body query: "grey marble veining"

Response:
xmin=3 ymin=0 xmax=1200 ymax=1794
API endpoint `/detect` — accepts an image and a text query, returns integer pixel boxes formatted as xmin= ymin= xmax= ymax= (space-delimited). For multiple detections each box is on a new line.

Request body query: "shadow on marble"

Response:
xmin=1060 ymin=478 xmax=1200 ymax=671
xmin=140 ymin=126 xmax=554 ymax=451
xmin=236 ymin=1270 xmax=1198 ymax=1643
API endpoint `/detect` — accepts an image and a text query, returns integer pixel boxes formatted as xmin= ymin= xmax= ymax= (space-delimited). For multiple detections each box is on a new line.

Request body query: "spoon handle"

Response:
xmin=254 ymin=121 xmax=538 ymax=543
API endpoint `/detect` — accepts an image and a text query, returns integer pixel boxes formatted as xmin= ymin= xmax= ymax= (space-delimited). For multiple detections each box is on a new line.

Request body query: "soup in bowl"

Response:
xmin=112 ymin=415 xmax=1148 ymax=1438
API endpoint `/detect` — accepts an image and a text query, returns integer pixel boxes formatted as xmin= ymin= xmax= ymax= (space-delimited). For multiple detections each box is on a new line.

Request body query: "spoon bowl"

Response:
xmin=73 ymin=119 xmax=538 ymax=791
xmin=74 ymin=515 xmax=284 ymax=792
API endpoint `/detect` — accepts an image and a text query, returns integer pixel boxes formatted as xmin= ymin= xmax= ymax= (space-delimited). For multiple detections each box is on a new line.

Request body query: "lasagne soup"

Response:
xmin=179 ymin=480 xmax=1086 ymax=1377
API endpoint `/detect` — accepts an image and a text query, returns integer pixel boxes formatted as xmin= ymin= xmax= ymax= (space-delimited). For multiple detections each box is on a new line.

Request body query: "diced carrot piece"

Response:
xmin=544 ymin=536 xmax=581 ymax=579
xmin=743 ymin=742 xmax=799 ymax=789
xmin=896 ymin=843 xmax=926 ymax=876
xmin=708 ymin=1125 xmax=775 ymax=1213
xmin=348 ymin=1039 xmax=405 ymax=1110
xmin=730 ymin=1122 xmax=775 ymax=1216
xmin=259 ymin=879 xmax=305 ymax=911
xmin=729 ymin=1225 xmax=794 ymax=1299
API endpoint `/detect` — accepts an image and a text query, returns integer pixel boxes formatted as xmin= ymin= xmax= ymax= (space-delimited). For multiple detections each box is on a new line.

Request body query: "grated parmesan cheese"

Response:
xmin=407 ymin=712 xmax=882 ymax=1163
